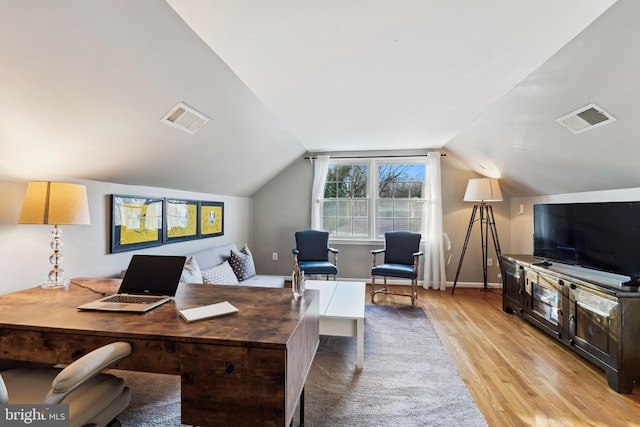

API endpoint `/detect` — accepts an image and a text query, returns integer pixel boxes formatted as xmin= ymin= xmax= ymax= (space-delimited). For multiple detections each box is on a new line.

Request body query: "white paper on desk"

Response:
xmin=179 ymin=301 xmax=239 ymax=323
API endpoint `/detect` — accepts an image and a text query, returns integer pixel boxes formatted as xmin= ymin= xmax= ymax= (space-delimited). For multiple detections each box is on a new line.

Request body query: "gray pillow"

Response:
xmin=229 ymin=244 xmax=257 ymax=281
xmin=201 ymin=261 xmax=239 ymax=285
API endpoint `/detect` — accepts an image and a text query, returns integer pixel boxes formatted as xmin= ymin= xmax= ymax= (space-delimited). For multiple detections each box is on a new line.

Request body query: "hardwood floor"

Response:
xmin=369 ymin=285 xmax=640 ymax=426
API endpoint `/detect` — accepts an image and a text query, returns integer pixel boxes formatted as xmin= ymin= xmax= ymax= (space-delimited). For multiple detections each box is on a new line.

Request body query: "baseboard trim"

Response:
xmin=325 ymin=277 xmax=503 ymax=289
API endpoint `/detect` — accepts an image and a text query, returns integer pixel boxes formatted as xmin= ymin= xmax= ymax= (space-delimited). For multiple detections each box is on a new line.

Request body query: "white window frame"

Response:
xmin=321 ymin=156 xmax=427 ymax=243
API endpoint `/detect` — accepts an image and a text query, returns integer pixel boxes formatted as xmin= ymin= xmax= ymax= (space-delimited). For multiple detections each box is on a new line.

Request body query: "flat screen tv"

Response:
xmin=533 ymin=201 xmax=640 ymax=286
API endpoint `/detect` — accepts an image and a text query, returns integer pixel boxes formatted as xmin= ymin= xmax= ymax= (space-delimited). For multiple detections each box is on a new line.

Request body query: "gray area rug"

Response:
xmin=115 ymin=305 xmax=487 ymax=426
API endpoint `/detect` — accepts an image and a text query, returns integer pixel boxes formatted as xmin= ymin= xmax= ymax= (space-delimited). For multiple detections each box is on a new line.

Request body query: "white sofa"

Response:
xmin=187 ymin=243 xmax=285 ymax=288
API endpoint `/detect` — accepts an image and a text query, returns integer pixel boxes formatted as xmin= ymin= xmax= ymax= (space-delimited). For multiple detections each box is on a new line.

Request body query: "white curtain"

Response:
xmin=423 ymin=152 xmax=447 ymax=290
xmin=311 ymin=155 xmax=330 ymax=230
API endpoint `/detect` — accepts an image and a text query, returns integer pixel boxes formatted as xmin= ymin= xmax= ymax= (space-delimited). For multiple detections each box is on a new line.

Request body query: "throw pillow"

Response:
xmin=229 ymin=244 xmax=257 ymax=281
xmin=201 ymin=261 xmax=239 ymax=285
xmin=180 ymin=256 xmax=203 ymax=283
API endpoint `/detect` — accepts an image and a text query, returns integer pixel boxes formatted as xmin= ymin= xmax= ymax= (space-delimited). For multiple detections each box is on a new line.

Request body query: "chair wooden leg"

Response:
xmin=372 ymin=276 xmax=421 ymax=306
xmin=411 ymin=279 xmax=417 ymax=307
xmin=371 ymin=276 xmax=376 ymax=303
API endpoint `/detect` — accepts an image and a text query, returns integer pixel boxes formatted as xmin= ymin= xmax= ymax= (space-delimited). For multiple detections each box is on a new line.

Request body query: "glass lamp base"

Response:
xmin=40 ymin=279 xmax=69 ymax=289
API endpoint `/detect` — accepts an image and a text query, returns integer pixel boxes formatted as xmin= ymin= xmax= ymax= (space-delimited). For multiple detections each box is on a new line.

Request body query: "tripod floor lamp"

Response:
xmin=451 ymin=178 xmax=503 ymax=295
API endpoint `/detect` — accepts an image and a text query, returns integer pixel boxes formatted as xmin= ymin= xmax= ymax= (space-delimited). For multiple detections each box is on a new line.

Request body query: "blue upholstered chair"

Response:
xmin=292 ymin=230 xmax=339 ymax=280
xmin=371 ymin=231 xmax=423 ymax=307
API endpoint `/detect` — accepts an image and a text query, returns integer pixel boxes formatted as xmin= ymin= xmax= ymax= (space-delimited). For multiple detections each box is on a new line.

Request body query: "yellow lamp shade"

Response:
xmin=19 ymin=182 xmax=90 ymax=225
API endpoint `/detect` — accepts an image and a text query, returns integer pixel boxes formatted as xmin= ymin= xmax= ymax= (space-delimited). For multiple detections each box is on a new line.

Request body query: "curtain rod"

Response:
xmin=304 ymin=153 xmax=446 ymax=160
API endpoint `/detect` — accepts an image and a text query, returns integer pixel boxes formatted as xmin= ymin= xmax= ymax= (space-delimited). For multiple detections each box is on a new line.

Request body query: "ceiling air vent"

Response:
xmin=556 ymin=103 xmax=616 ymax=134
xmin=161 ymin=102 xmax=210 ymax=134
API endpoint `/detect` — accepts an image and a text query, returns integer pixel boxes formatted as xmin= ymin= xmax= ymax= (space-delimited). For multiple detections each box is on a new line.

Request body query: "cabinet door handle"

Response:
xmin=557 ymin=309 xmax=563 ymax=317
xmin=569 ymin=314 xmax=576 ymax=336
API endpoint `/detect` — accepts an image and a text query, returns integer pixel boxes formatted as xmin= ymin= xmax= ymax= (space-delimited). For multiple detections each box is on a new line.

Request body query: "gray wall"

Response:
xmin=7 ymin=163 xmax=637 ymax=296
xmin=509 ymin=187 xmax=640 ymax=255
xmin=250 ymin=157 xmax=312 ymax=276
xmin=0 ymin=149 xmax=515 ymax=295
xmin=251 ymin=151 xmax=512 ymax=287
xmin=0 ymin=178 xmax=251 ymax=294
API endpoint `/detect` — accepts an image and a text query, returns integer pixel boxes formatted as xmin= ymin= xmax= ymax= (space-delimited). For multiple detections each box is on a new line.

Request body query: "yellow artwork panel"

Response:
xmin=119 ymin=203 xmax=161 ymax=245
xmin=120 ymin=225 xmax=160 ymax=244
xmin=111 ymin=195 xmax=164 ymax=253
xmin=167 ymin=202 xmax=198 ymax=238
xmin=201 ymin=205 xmax=223 ymax=235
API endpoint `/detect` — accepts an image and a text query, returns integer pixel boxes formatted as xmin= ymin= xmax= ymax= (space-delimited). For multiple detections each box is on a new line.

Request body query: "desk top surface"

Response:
xmin=0 ymin=277 xmax=319 ymax=349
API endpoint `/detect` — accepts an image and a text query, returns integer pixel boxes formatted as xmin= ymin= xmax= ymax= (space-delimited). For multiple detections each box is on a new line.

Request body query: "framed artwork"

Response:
xmin=165 ymin=198 xmax=199 ymax=243
xmin=111 ymin=195 xmax=164 ymax=253
xmin=199 ymin=201 xmax=224 ymax=238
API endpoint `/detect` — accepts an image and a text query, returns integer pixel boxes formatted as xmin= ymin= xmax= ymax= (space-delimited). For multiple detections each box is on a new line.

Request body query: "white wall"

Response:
xmin=0 ymin=178 xmax=251 ymax=294
xmin=509 ymin=187 xmax=640 ymax=254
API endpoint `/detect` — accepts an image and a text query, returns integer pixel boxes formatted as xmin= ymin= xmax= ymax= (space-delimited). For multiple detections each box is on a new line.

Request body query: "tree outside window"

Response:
xmin=323 ymin=163 xmax=369 ymax=237
xmin=322 ymin=159 xmax=426 ymax=240
xmin=377 ymin=163 xmax=425 ymax=238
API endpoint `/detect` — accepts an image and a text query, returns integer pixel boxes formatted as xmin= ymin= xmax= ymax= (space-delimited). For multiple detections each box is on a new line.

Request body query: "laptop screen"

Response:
xmin=119 ymin=255 xmax=186 ymax=296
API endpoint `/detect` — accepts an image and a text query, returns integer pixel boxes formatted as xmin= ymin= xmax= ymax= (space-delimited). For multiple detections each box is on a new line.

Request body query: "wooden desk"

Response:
xmin=0 ymin=278 xmax=319 ymax=426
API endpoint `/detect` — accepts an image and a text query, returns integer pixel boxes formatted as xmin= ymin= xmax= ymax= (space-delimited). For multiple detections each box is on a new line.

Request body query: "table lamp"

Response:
xmin=451 ymin=177 xmax=503 ymax=294
xmin=19 ymin=181 xmax=91 ymax=288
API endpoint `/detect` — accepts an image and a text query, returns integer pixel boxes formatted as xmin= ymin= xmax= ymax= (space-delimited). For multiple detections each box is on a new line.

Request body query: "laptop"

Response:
xmin=77 ymin=255 xmax=187 ymax=313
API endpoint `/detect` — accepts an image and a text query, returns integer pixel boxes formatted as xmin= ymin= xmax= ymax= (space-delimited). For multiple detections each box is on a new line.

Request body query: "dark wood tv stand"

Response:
xmin=501 ymin=254 xmax=640 ymax=393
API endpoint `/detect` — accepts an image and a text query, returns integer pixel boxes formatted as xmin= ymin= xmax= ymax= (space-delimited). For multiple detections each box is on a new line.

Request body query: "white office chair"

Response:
xmin=0 ymin=342 xmax=132 ymax=427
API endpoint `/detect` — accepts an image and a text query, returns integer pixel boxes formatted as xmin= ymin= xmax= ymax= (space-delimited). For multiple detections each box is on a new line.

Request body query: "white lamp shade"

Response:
xmin=463 ymin=178 xmax=503 ymax=202
xmin=19 ymin=181 xmax=91 ymax=225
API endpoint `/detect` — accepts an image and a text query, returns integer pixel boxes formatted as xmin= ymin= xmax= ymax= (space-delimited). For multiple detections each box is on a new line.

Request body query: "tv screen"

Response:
xmin=533 ymin=202 xmax=640 ymax=284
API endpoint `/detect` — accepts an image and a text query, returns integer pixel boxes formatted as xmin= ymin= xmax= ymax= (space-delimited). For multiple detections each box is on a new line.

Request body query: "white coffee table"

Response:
xmin=304 ymin=280 xmax=366 ymax=369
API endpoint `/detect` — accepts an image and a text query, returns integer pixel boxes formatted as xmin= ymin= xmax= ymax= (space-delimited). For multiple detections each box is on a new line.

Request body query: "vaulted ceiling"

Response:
xmin=2 ymin=0 xmax=633 ymax=198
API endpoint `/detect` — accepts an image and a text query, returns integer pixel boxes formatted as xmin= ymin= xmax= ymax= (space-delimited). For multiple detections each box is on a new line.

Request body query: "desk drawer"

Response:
xmin=181 ymin=343 xmax=287 ymax=426
xmin=0 ymin=329 xmax=180 ymax=374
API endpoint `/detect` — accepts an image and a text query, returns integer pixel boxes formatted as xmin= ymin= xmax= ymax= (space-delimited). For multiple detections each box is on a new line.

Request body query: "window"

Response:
xmin=321 ymin=158 xmax=426 ymax=240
